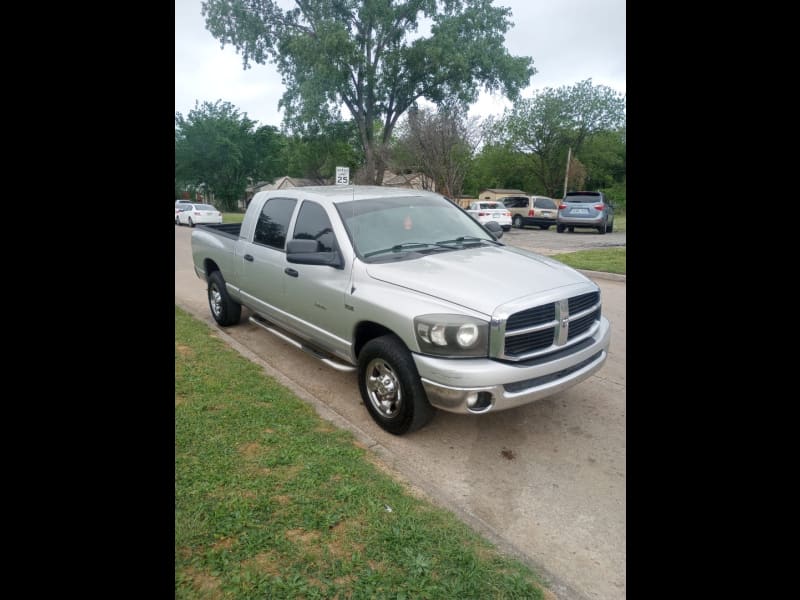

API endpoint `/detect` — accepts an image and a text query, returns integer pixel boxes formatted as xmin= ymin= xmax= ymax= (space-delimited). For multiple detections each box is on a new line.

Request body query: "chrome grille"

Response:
xmin=569 ymin=292 xmax=599 ymax=314
xmin=568 ymin=309 xmax=600 ymax=340
xmin=502 ymin=291 xmax=602 ymax=360
xmin=506 ymin=304 xmax=555 ymax=330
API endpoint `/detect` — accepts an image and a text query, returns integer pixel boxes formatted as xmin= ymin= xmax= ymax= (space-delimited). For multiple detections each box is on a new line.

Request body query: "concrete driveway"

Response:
xmin=175 ymin=224 xmax=626 ymax=600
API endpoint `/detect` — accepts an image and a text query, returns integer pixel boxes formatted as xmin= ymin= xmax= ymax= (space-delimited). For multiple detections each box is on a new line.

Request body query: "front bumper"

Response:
xmin=413 ymin=316 xmax=611 ymax=414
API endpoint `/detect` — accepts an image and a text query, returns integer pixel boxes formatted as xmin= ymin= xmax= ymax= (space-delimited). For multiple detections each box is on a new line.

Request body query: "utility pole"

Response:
xmin=563 ymin=147 xmax=572 ymax=198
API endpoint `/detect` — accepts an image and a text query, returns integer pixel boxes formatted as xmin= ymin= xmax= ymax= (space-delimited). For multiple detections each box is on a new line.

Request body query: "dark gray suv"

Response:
xmin=556 ymin=191 xmax=614 ymax=234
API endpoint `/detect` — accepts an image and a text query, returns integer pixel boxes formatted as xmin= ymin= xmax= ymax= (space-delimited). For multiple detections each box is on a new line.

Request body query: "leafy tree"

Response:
xmin=202 ymin=0 xmax=534 ymax=184
xmin=497 ymin=79 xmax=625 ymax=197
xmin=175 ymin=100 xmax=285 ymax=211
xmin=463 ymin=142 xmax=534 ymax=197
xmin=285 ymin=121 xmax=363 ymax=180
xmin=391 ymin=104 xmax=481 ymax=199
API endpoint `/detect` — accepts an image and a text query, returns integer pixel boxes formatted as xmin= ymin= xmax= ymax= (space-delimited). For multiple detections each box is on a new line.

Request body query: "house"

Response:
xmin=477 ymin=188 xmax=528 ymax=202
xmin=382 ymin=171 xmax=435 ymax=191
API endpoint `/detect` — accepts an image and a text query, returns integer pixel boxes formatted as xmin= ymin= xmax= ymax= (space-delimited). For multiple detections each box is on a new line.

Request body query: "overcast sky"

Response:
xmin=175 ymin=0 xmax=625 ymax=127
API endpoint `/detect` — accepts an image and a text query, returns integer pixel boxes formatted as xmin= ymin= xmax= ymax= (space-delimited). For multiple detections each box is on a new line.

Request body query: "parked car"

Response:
xmin=466 ymin=201 xmax=512 ymax=231
xmin=500 ymin=195 xmax=558 ymax=230
xmin=176 ymin=203 xmax=223 ymax=227
xmin=556 ymin=191 xmax=614 ymax=234
xmin=175 ymin=203 xmax=193 ymax=224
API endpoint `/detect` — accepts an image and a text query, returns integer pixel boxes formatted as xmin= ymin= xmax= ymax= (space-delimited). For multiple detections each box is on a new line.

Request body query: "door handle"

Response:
xmin=284 ymin=268 xmax=299 ymax=277
xmin=244 ymin=254 xmax=254 ymax=262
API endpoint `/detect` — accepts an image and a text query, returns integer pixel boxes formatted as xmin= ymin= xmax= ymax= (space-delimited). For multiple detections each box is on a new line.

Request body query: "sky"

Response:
xmin=175 ymin=0 xmax=625 ymax=128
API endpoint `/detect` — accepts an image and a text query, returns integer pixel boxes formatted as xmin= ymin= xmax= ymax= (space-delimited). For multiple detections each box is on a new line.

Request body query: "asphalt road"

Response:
xmin=175 ymin=223 xmax=626 ymax=600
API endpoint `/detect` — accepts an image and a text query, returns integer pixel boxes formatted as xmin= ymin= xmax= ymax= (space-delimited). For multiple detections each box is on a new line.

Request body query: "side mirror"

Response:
xmin=286 ymin=239 xmax=344 ymax=268
xmin=484 ymin=221 xmax=504 ymax=239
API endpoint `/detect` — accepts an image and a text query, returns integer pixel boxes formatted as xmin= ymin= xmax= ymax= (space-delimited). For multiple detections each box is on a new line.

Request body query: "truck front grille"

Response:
xmin=502 ymin=292 xmax=602 ymax=360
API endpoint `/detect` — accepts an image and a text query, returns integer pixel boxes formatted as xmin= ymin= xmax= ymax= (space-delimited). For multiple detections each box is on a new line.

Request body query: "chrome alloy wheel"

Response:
xmin=209 ymin=282 xmax=223 ymax=319
xmin=365 ymin=358 xmax=403 ymax=419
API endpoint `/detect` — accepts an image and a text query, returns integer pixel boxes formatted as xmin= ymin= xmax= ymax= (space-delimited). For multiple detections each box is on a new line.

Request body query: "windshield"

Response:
xmin=336 ymin=195 xmax=498 ymax=261
xmin=195 ymin=204 xmax=216 ymax=211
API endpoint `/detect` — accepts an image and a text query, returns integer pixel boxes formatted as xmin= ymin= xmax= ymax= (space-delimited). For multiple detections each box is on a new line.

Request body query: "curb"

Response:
xmin=577 ymin=269 xmax=626 ymax=282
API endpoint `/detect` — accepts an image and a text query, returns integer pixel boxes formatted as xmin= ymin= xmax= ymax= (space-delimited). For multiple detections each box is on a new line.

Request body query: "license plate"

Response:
xmin=493 ymin=212 xmax=501 ymax=218
xmin=572 ymin=208 xmax=589 ymax=215
xmin=541 ymin=211 xmax=553 ymax=216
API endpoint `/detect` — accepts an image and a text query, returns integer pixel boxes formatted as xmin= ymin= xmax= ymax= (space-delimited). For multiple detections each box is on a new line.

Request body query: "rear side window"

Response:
xmin=533 ymin=198 xmax=556 ymax=209
xmin=254 ymin=198 xmax=297 ymax=249
xmin=293 ymin=201 xmax=335 ymax=252
xmin=502 ymin=197 xmax=527 ymax=208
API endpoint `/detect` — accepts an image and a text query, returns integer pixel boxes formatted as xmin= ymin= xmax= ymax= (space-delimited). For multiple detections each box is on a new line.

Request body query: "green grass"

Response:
xmin=551 ymin=247 xmax=626 ymax=275
xmin=612 ymin=214 xmax=625 ymax=232
xmin=175 ymin=306 xmax=547 ymax=599
xmin=223 ymin=212 xmax=245 ymax=224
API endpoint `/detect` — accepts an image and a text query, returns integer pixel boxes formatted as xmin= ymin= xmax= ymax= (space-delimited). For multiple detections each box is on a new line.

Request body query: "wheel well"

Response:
xmin=203 ymin=259 xmax=221 ymax=279
xmin=353 ymin=322 xmax=394 ymax=358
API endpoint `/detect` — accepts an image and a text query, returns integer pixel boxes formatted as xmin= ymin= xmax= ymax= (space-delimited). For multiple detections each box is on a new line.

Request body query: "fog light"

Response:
xmin=467 ymin=391 xmax=493 ymax=412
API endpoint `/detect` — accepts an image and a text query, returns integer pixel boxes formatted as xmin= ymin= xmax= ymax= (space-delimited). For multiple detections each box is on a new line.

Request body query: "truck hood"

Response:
xmin=364 ymin=245 xmax=592 ymax=316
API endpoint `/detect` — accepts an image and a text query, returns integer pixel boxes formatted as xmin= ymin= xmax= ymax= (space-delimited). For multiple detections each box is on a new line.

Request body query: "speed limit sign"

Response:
xmin=335 ymin=166 xmax=349 ymax=185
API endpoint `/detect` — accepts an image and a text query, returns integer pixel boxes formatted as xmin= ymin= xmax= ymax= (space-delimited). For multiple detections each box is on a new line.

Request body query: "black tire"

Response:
xmin=175 ymin=217 xmax=180 ymax=226
xmin=358 ymin=334 xmax=435 ymax=435
xmin=207 ymin=270 xmax=241 ymax=327
xmin=607 ymin=221 xmax=614 ymax=233
xmin=556 ymin=224 xmax=565 ymax=233
xmin=512 ymin=215 xmax=524 ymax=229
xmin=597 ymin=222 xmax=606 ymax=234
xmin=568 ymin=227 xmax=574 ymax=233
xmin=189 ymin=217 xmax=195 ymax=228
xmin=539 ymin=225 xmax=550 ymax=230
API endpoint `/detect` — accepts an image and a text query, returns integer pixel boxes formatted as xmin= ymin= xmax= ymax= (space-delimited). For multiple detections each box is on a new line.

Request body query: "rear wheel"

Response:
xmin=607 ymin=221 xmax=614 ymax=233
xmin=175 ymin=217 xmax=180 ymax=225
xmin=597 ymin=222 xmax=607 ymax=234
xmin=207 ymin=270 xmax=241 ymax=327
xmin=539 ymin=225 xmax=550 ymax=230
xmin=512 ymin=215 xmax=524 ymax=229
xmin=568 ymin=227 xmax=574 ymax=233
xmin=556 ymin=224 xmax=565 ymax=233
xmin=358 ymin=334 xmax=435 ymax=435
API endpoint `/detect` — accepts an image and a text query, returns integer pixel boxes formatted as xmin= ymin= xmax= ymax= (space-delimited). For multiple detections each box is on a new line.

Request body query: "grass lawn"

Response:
xmin=223 ymin=212 xmax=246 ymax=223
xmin=551 ymin=247 xmax=626 ymax=275
xmin=175 ymin=306 xmax=548 ymax=599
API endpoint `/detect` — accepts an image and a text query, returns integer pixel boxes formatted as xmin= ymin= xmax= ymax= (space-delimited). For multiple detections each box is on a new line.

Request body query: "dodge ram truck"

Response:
xmin=191 ymin=185 xmax=611 ymax=435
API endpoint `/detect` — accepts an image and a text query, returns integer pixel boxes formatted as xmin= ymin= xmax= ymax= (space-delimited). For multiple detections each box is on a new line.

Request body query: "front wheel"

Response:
xmin=189 ymin=217 xmax=195 ymax=228
xmin=207 ymin=271 xmax=241 ymax=327
xmin=358 ymin=335 xmax=435 ymax=435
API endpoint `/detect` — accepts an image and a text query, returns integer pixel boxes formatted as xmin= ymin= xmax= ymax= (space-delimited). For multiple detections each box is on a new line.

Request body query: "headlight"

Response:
xmin=414 ymin=314 xmax=489 ymax=357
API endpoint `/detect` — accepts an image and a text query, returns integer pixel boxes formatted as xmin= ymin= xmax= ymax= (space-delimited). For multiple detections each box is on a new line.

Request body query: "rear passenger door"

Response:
xmin=238 ymin=197 xmax=297 ymax=322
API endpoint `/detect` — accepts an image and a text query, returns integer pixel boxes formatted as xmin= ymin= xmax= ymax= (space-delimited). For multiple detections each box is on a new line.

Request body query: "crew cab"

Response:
xmin=191 ymin=186 xmax=611 ymax=435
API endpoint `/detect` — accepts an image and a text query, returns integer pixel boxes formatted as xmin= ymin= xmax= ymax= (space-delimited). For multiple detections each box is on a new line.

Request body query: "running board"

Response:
xmin=248 ymin=316 xmax=356 ymax=373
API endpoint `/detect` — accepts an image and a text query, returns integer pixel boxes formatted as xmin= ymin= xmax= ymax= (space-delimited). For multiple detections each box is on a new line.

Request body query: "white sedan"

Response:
xmin=176 ymin=203 xmax=223 ymax=227
xmin=466 ymin=201 xmax=512 ymax=231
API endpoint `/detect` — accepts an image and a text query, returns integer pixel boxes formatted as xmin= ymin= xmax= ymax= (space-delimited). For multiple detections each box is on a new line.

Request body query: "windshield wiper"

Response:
xmin=363 ymin=242 xmax=451 ymax=258
xmin=436 ymin=236 xmax=502 ymax=248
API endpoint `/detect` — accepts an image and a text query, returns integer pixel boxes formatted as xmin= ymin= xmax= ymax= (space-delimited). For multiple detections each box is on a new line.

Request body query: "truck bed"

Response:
xmin=196 ymin=222 xmax=242 ymax=240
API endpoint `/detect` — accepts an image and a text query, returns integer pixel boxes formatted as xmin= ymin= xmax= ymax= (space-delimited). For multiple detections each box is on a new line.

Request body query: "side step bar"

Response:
xmin=248 ymin=315 xmax=356 ymax=373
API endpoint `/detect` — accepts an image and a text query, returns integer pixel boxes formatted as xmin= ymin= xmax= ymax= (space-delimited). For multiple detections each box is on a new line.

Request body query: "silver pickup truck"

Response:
xmin=192 ymin=185 xmax=610 ymax=435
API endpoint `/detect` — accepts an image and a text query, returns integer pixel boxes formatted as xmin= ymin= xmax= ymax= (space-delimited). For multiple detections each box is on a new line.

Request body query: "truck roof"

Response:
xmin=252 ymin=185 xmax=444 ymax=206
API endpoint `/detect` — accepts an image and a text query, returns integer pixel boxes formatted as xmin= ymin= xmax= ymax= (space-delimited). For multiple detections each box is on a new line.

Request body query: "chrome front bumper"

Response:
xmin=413 ymin=317 xmax=611 ymax=414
